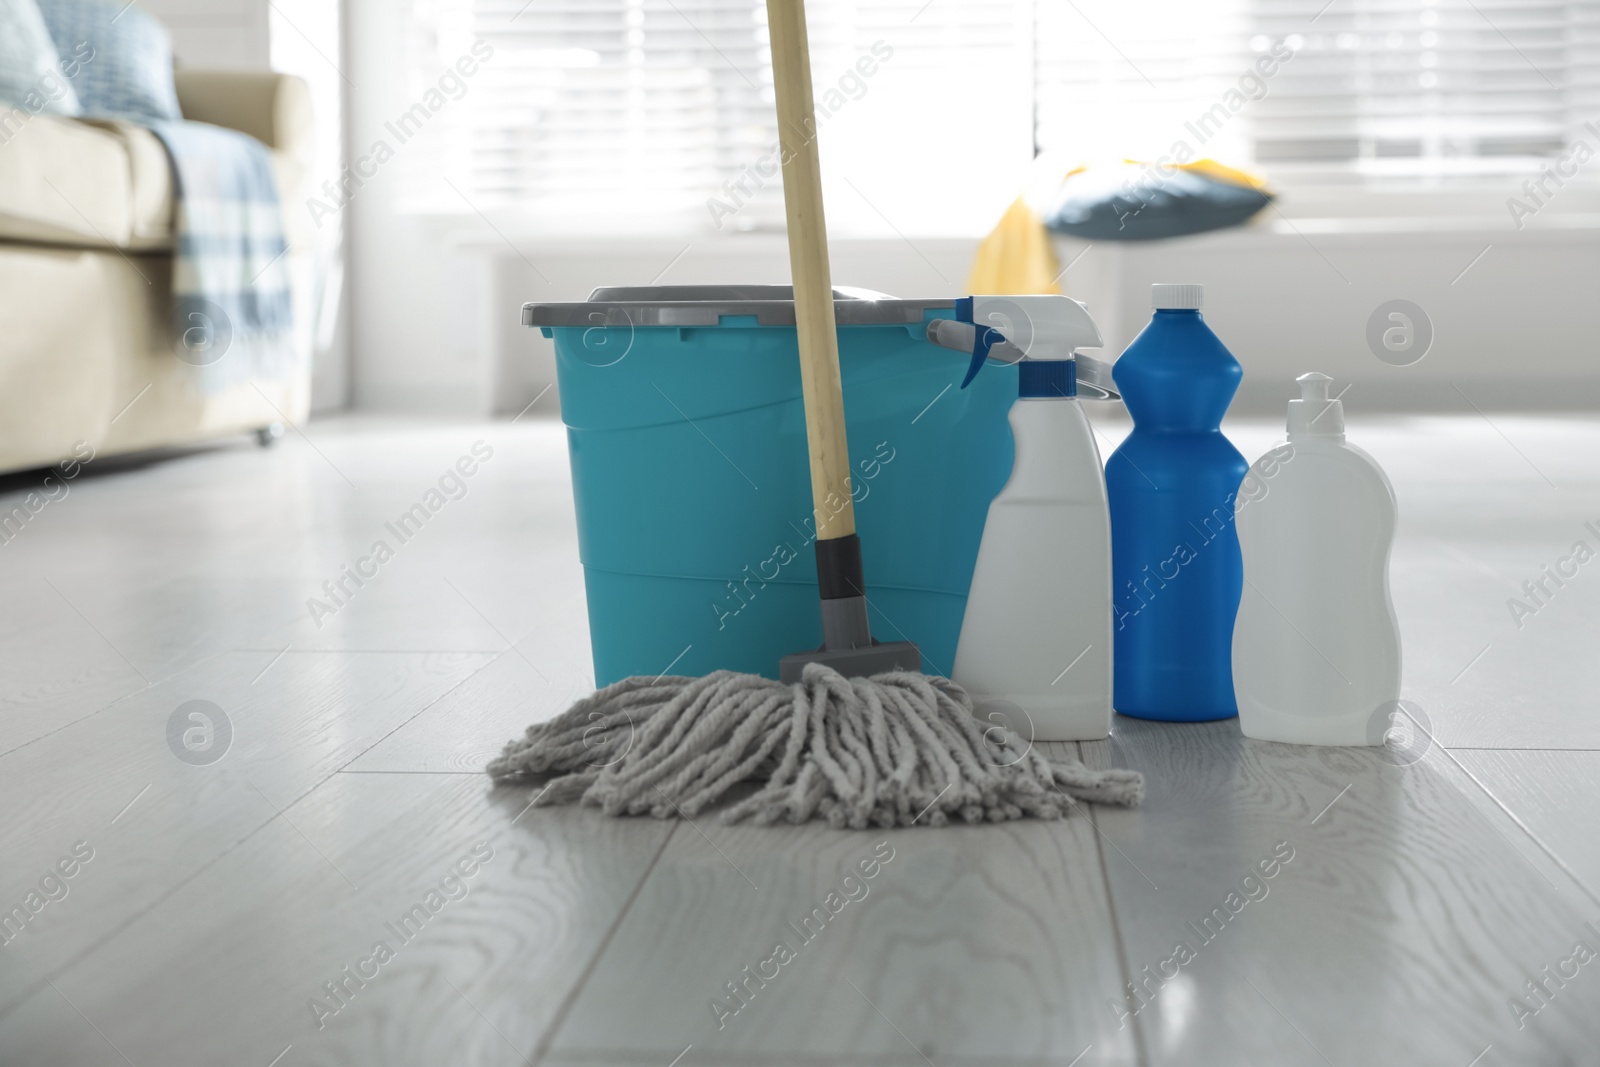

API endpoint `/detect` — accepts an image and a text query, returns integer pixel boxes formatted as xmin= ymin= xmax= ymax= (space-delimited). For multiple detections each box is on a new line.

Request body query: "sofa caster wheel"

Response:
xmin=255 ymin=423 xmax=284 ymax=448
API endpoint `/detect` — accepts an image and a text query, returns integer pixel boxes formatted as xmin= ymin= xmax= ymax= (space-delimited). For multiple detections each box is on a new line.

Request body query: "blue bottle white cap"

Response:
xmin=1151 ymin=283 xmax=1204 ymax=310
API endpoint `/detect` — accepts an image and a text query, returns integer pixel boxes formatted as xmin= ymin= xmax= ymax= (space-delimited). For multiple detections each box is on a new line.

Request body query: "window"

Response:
xmin=400 ymin=0 xmax=1031 ymax=235
xmin=1034 ymin=0 xmax=1257 ymax=166
xmin=401 ymin=0 xmax=1600 ymax=233
xmin=1035 ymin=0 xmax=1600 ymax=185
xmin=1247 ymin=0 xmax=1600 ymax=181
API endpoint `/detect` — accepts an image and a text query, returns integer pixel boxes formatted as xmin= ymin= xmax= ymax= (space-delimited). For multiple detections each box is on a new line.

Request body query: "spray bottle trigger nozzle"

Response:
xmin=960 ymin=327 xmax=1004 ymax=389
xmin=953 ymin=296 xmax=1002 ymax=389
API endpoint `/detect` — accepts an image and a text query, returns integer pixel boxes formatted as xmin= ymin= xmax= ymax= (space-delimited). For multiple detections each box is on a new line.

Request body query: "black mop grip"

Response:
xmin=814 ymin=535 xmax=866 ymax=600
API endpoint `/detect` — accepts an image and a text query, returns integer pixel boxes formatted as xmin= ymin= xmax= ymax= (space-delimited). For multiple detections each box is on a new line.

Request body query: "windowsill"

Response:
xmin=433 ymin=181 xmax=1600 ymax=251
xmin=443 ymin=226 xmax=988 ymax=254
xmin=1054 ymin=213 xmax=1600 ymax=248
xmin=1269 ymin=181 xmax=1600 ymax=225
xmin=1261 ymin=212 xmax=1600 ymax=236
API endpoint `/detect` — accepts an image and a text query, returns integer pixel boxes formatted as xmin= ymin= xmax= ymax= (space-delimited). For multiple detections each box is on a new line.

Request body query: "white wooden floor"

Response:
xmin=2 ymin=411 xmax=1598 ymax=1067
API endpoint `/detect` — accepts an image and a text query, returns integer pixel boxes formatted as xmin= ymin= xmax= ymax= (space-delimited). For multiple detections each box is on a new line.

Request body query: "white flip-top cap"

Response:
xmin=1151 ymin=283 xmax=1204 ymax=310
xmin=1287 ymin=371 xmax=1345 ymax=437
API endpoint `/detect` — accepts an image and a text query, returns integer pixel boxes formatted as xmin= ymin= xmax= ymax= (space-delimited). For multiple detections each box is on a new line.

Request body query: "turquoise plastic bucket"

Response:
xmin=526 ymin=287 xmax=1016 ymax=685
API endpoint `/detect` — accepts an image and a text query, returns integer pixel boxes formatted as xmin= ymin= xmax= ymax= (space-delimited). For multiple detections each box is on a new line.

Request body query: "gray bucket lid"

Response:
xmin=522 ymin=285 xmax=958 ymax=328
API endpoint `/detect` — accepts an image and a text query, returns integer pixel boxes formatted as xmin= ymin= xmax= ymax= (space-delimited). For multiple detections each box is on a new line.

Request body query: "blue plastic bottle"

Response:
xmin=1106 ymin=284 xmax=1247 ymax=721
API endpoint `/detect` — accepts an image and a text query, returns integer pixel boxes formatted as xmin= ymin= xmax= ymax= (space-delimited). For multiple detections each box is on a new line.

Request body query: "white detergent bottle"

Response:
xmin=1232 ymin=372 xmax=1401 ymax=745
xmin=932 ymin=294 xmax=1114 ymax=742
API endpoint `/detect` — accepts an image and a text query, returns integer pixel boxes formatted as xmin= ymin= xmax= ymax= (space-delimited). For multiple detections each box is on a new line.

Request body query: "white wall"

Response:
xmin=479 ymin=219 xmax=1600 ymax=419
xmin=1060 ymin=219 xmax=1600 ymax=413
xmin=342 ymin=0 xmax=487 ymax=413
xmin=270 ymin=0 xmax=347 ymax=411
xmin=142 ymin=0 xmax=269 ymax=69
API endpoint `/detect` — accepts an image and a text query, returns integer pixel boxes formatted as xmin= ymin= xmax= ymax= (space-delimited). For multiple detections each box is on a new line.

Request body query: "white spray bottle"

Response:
xmin=1232 ymin=372 xmax=1402 ymax=745
xmin=930 ymin=295 xmax=1115 ymax=742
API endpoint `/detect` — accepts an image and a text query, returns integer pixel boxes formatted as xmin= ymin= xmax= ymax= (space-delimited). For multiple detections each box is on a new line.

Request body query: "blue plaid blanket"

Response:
xmin=146 ymin=119 xmax=293 ymax=388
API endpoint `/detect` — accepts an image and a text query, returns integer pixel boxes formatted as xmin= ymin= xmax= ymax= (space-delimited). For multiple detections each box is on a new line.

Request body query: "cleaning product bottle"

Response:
xmin=935 ymin=295 xmax=1114 ymax=741
xmin=1233 ymin=373 xmax=1401 ymax=745
xmin=1106 ymin=283 xmax=1246 ymax=722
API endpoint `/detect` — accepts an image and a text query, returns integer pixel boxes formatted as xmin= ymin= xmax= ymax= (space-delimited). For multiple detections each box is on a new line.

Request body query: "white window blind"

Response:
xmin=1248 ymin=0 xmax=1600 ymax=180
xmin=400 ymin=0 xmax=1034 ymax=234
xmin=1034 ymin=0 xmax=1600 ymax=184
xmin=398 ymin=0 xmax=1600 ymax=231
xmin=466 ymin=0 xmax=776 ymax=220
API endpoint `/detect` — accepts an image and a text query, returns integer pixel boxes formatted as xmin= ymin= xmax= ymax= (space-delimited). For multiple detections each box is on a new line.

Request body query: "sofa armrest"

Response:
xmin=172 ymin=70 xmax=312 ymax=158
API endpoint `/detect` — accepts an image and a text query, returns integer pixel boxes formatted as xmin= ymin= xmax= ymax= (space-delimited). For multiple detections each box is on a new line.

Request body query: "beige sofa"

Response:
xmin=0 ymin=70 xmax=314 ymax=475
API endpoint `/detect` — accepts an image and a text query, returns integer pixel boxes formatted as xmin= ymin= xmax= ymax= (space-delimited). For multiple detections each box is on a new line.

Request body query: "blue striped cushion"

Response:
xmin=0 ymin=0 xmax=82 ymax=116
xmin=39 ymin=0 xmax=181 ymax=122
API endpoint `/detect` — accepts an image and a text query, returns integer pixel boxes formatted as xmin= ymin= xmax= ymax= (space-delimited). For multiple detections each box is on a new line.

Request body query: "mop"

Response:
xmin=487 ymin=0 xmax=1142 ymax=828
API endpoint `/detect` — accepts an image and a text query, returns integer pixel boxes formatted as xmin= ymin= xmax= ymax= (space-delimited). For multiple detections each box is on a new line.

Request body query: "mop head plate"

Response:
xmin=488 ymin=663 xmax=1143 ymax=828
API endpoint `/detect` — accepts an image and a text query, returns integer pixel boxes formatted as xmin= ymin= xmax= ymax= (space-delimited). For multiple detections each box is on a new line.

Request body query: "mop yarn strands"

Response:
xmin=488 ymin=664 xmax=1143 ymax=828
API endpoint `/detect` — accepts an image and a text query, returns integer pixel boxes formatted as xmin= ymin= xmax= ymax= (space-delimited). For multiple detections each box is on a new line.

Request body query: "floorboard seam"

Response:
xmin=529 ymin=820 xmax=682 ymax=1067
xmin=0 ymin=802 xmax=287 ymax=1020
xmin=232 ymin=648 xmax=519 ymax=654
xmin=337 ymin=769 xmax=484 ymax=775
xmin=1081 ymin=741 xmax=1149 ymax=1067
xmin=332 ymin=647 xmax=514 ymax=773
xmin=0 ymin=656 xmax=498 ymax=1020
xmin=0 ymin=640 xmax=243 ymax=761
xmin=1434 ymin=747 xmax=1600 ymax=910
xmin=1450 ymin=746 xmax=1600 ymax=752
xmin=544 ymin=1049 xmax=1111 ymax=1067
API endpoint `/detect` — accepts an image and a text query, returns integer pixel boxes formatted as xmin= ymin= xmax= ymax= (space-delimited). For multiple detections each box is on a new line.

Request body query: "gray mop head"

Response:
xmin=487 ymin=663 xmax=1142 ymax=828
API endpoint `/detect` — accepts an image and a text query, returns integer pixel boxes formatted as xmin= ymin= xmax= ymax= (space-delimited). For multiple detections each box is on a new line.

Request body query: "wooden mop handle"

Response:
xmin=766 ymin=0 xmax=855 ymax=542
